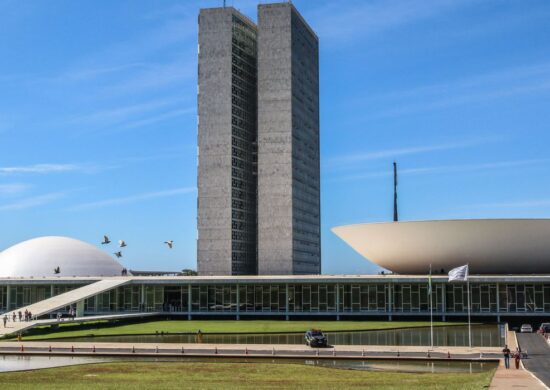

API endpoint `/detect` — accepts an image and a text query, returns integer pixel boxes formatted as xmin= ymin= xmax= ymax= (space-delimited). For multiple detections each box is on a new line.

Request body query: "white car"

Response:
xmin=521 ymin=324 xmax=533 ymax=333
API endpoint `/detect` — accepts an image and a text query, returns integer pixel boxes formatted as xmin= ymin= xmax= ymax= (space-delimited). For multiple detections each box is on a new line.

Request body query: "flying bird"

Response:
xmin=164 ymin=240 xmax=174 ymax=249
xmin=113 ymin=251 xmax=123 ymax=258
xmin=54 ymin=267 xmax=60 ymax=274
xmin=101 ymin=235 xmax=111 ymax=245
xmin=118 ymin=240 xmax=127 ymax=248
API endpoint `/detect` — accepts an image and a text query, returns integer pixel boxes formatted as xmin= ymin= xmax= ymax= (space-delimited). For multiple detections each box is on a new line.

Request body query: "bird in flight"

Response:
xmin=113 ymin=251 xmax=123 ymax=258
xmin=54 ymin=266 xmax=60 ymax=274
xmin=118 ymin=240 xmax=127 ymax=248
xmin=164 ymin=240 xmax=174 ymax=249
xmin=101 ymin=235 xmax=111 ymax=245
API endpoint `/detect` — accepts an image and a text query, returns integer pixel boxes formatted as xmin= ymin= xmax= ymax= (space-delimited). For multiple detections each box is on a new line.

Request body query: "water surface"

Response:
xmin=0 ymin=355 xmax=497 ymax=373
xmin=48 ymin=325 xmax=503 ymax=347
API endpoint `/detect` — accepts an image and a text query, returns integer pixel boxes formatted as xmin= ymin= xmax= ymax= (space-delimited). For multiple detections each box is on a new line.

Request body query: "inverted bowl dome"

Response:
xmin=0 ymin=236 xmax=124 ymax=277
xmin=332 ymin=219 xmax=550 ymax=274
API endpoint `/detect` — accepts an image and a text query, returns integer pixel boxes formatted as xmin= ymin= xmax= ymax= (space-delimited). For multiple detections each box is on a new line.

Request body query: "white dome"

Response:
xmin=0 ymin=236 xmax=124 ymax=277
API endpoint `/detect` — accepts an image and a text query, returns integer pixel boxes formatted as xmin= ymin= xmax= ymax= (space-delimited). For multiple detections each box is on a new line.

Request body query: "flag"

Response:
xmin=448 ymin=264 xmax=469 ymax=282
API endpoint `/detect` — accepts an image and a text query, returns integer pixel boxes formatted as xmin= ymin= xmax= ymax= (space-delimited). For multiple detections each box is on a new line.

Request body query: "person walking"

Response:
xmin=12 ymin=312 xmax=16 ymax=323
xmin=18 ymin=311 xmax=22 ymax=322
xmin=502 ymin=345 xmax=511 ymax=369
xmin=3 ymin=315 xmax=7 ymax=327
xmin=515 ymin=349 xmax=521 ymax=369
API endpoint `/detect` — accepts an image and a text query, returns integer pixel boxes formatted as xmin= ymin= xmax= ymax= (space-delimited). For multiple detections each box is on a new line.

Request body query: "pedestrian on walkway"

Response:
xmin=18 ymin=311 xmax=22 ymax=322
xmin=12 ymin=313 xmax=16 ymax=323
xmin=502 ymin=345 xmax=511 ymax=369
xmin=514 ymin=349 xmax=521 ymax=369
xmin=28 ymin=311 xmax=33 ymax=321
xmin=3 ymin=315 xmax=7 ymax=327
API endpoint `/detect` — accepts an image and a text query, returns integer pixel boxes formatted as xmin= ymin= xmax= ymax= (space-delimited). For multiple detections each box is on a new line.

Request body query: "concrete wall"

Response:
xmin=257 ymin=3 xmax=320 ymax=275
xmin=197 ymin=8 xmax=236 ymax=276
xmin=257 ymin=4 xmax=294 ymax=275
xmin=198 ymin=8 xmax=258 ymax=276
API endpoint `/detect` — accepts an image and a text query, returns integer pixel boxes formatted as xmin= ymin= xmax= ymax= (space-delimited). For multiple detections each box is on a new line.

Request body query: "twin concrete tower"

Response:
xmin=197 ymin=3 xmax=321 ymax=276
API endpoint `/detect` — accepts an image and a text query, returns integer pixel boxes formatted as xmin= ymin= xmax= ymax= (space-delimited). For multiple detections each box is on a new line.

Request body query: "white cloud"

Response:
xmin=331 ymin=158 xmax=550 ymax=182
xmin=121 ymin=107 xmax=194 ymax=130
xmin=0 ymin=183 xmax=30 ymax=195
xmin=68 ymin=98 xmax=184 ymax=127
xmin=0 ymin=192 xmax=66 ymax=211
xmin=468 ymin=199 xmax=550 ymax=209
xmin=356 ymin=61 xmax=550 ymax=119
xmin=326 ymin=138 xmax=490 ymax=169
xmin=0 ymin=164 xmax=81 ymax=174
xmin=69 ymin=187 xmax=196 ymax=210
xmin=309 ymin=0 xmax=478 ymax=43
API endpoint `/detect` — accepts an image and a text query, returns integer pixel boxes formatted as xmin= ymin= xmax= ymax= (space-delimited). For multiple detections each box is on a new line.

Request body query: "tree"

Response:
xmin=181 ymin=269 xmax=198 ymax=276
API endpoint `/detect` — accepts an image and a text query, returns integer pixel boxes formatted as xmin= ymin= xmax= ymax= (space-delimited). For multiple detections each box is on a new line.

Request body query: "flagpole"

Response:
xmin=429 ymin=264 xmax=433 ymax=349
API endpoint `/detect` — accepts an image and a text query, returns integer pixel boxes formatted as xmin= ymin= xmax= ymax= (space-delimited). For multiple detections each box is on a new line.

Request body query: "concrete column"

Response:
xmin=336 ymin=283 xmax=340 ymax=321
xmin=285 ymin=283 xmax=289 ymax=321
xmin=442 ymin=283 xmax=447 ymax=321
xmin=496 ymin=282 xmax=500 ymax=323
xmin=187 ymin=284 xmax=192 ymax=320
xmin=140 ymin=284 xmax=145 ymax=312
xmin=236 ymin=284 xmax=240 ymax=320
xmin=94 ymin=295 xmax=98 ymax=315
xmin=6 ymin=285 xmax=11 ymax=312
xmin=76 ymin=300 xmax=84 ymax=317
xmin=388 ymin=283 xmax=392 ymax=321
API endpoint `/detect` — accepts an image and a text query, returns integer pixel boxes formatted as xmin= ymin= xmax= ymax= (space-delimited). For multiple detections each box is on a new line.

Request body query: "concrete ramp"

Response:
xmin=4 ymin=278 xmax=129 ymax=320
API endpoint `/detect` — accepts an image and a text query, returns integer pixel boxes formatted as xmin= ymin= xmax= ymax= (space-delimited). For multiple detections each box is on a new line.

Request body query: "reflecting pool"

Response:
xmin=47 ymin=324 xmax=503 ymax=347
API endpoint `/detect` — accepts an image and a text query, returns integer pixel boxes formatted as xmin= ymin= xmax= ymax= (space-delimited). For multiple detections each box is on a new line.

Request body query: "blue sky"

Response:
xmin=1 ymin=0 xmax=549 ymax=274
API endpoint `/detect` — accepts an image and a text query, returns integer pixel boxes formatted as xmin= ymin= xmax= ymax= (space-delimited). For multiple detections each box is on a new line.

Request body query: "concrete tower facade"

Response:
xmin=197 ymin=7 xmax=258 ymax=276
xmin=197 ymin=3 xmax=320 ymax=276
xmin=257 ymin=3 xmax=321 ymax=275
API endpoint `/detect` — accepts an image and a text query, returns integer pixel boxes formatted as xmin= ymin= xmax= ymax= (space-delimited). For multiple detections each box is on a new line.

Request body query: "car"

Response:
xmin=305 ymin=329 xmax=328 ymax=347
xmin=521 ymin=324 xmax=533 ymax=333
xmin=538 ymin=323 xmax=550 ymax=333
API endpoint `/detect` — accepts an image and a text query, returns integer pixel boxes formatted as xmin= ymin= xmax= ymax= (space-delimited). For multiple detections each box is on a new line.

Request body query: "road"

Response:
xmin=517 ymin=333 xmax=550 ymax=388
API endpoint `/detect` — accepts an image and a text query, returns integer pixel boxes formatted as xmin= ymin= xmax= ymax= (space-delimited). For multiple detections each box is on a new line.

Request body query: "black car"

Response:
xmin=305 ymin=329 xmax=328 ymax=347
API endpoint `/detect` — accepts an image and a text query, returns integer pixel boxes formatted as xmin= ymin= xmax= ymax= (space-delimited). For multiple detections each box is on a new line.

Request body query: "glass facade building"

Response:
xmin=2 ymin=276 xmax=550 ymax=320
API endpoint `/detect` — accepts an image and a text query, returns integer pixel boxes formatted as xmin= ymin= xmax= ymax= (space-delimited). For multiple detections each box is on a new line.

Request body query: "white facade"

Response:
xmin=332 ymin=219 xmax=550 ymax=274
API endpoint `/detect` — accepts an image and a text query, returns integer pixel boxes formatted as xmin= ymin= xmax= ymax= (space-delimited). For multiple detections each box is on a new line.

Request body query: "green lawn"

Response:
xmin=16 ymin=320 xmax=467 ymax=341
xmin=0 ymin=361 xmax=496 ymax=389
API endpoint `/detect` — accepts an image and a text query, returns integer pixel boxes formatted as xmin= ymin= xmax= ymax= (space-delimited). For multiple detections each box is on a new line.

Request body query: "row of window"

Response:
xmin=5 ymin=283 xmax=550 ymax=314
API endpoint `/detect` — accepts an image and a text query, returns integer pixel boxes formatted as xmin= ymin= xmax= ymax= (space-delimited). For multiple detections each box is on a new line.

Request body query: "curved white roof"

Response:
xmin=0 ymin=236 xmax=124 ymax=277
xmin=332 ymin=219 xmax=550 ymax=274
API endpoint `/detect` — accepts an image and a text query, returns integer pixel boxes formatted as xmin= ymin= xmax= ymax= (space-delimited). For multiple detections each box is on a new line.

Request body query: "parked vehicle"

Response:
xmin=305 ymin=329 xmax=328 ymax=347
xmin=520 ymin=324 xmax=533 ymax=333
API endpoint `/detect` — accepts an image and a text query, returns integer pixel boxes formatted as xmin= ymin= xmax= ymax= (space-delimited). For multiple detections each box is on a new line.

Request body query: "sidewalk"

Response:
xmin=490 ymin=359 xmax=547 ymax=389
xmin=0 ymin=341 xmax=501 ymax=360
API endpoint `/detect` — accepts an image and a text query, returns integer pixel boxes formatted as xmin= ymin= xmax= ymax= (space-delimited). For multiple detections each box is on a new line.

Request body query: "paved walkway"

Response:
xmin=516 ymin=333 xmax=550 ymax=388
xmin=490 ymin=358 xmax=546 ymax=389
xmin=0 ymin=341 xmax=502 ymax=360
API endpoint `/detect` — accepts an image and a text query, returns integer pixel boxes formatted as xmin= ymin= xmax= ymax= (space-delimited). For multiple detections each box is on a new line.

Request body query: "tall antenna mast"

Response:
xmin=393 ymin=161 xmax=398 ymax=222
